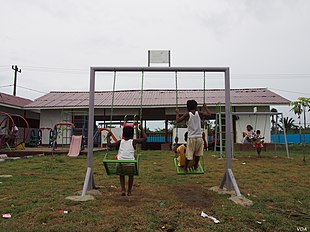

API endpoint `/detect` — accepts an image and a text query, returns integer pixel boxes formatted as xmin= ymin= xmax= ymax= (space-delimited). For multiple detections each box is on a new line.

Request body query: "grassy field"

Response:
xmin=0 ymin=146 xmax=309 ymax=232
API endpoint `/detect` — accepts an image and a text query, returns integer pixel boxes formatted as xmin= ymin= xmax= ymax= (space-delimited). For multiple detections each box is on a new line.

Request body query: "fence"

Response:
xmin=271 ymin=134 xmax=310 ymax=144
xmin=146 ymin=132 xmax=172 ymax=143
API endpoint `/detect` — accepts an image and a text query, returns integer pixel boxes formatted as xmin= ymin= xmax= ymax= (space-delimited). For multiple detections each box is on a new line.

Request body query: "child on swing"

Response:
xmin=175 ymin=100 xmax=211 ymax=171
xmin=107 ymin=124 xmax=147 ymax=196
xmin=173 ymin=131 xmax=208 ymax=167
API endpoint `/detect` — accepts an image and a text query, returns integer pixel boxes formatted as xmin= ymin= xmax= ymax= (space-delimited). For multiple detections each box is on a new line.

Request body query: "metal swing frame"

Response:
xmin=82 ymin=66 xmax=241 ymax=197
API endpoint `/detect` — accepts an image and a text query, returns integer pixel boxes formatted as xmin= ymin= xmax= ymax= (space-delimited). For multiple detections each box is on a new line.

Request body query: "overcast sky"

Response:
xmin=0 ymin=0 xmax=309 ymax=124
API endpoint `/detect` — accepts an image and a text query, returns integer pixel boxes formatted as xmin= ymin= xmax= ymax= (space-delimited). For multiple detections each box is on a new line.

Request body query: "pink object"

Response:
xmin=56 ymin=210 xmax=68 ymax=214
xmin=67 ymin=135 xmax=82 ymax=157
xmin=2 ymin=213 xmax=11 ymax=219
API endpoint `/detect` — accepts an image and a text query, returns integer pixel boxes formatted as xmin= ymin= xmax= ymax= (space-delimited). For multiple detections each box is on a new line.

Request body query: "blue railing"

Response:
xmin=271 ymin=134 xmax=310 ymax=144
xmin=146 ymin=133 xmax=213 ymax=143
xmin=146 ymin=132 xmax=172 ymax=143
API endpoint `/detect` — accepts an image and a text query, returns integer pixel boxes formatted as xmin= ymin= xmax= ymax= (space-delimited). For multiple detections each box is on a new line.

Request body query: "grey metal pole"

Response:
xmin=219 ymin=112 xmax=223 ymax=158
xmin=92 ymin=66 xmax=228 ymax=72
xmin=82 ymin=67 xmax=95 ymax=196
xmin=214 ymin=114 xmax=218 ymax=156
xmin=281 ymin=113 xmax=290 ymax=158
xmin=274 ymin=114 xmax=278 ymax=156
xmin=224 ymin=68 xmax=232 ymax=190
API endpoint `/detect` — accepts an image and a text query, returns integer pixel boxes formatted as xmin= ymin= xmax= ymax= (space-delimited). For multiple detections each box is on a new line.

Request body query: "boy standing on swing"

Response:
xmin=176 ymin=100 xmax=211 ymax=171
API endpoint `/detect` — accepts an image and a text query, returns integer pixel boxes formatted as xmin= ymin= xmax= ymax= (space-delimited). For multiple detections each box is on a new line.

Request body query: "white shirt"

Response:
xmin=188 ymin=111 xmax=202 ymax=138
xmin=117 ymin=139 xmax=135 ymax=160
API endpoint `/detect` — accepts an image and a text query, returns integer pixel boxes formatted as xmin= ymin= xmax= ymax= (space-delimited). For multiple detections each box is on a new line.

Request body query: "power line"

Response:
xmin=23 ymin=65 xmax=88 ymax=72
xmin=16 ymin=85 xmax=47 ymax=94
xmin=0 ymin=84 xmax=13 ymax=88
xmin=0 ymin=84 xmax=47 ymax=94
xmin=4 ymin=64 xmax=310 ymax=79
xmin=269 ymin=87 xmax=310 ymax=96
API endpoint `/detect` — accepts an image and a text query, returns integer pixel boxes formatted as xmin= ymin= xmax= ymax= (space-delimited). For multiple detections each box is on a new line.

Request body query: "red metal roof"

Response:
xmin=0 ymin=92 xmax=33 ymax=108
xmin=25 ymin=88 xmax=290 ymax=109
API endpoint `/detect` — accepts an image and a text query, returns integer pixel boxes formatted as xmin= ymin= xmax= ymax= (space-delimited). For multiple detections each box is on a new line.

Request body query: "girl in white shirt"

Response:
xmin=107 ymin=125 xmax=147 ymax=196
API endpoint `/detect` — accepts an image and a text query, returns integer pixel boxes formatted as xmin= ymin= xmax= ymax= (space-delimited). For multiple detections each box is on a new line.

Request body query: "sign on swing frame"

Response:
xmin=148 ymin=50 xmax=171 ymax=67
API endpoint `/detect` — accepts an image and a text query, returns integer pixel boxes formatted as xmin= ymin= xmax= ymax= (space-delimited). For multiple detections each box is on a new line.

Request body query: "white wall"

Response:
xmin=40 ymin=109 xmax=73 ymax=145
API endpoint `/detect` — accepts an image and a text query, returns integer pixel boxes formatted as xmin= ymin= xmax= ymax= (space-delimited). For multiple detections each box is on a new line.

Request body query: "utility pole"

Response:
xmin=12 ymin=65 xmax=22 ymax=96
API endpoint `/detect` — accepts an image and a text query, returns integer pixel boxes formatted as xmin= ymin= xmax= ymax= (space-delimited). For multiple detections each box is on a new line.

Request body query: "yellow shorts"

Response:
xmin=186 ymin=137 xmax=204 ymax=160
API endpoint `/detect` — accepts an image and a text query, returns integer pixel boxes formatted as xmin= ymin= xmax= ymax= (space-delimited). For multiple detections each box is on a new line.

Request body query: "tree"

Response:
xmin=278 ymin=117 xmax=298 ymax=132
xmin=290 ymin=97 xmax=310 ymax=162
xmin=291 ymin=97 xmax=310 ymax=131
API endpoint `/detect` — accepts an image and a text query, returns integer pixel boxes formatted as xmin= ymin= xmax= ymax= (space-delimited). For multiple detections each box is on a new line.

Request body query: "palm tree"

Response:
xmin=290 ymin=97 xmax=310 ymax=162
xmin=278 ymin=117 xmax=298 ymax=132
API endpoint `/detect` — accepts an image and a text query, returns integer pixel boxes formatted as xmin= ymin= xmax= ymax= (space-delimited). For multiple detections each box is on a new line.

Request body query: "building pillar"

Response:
xmin=165 ymin=117 xmax=168 ymax=143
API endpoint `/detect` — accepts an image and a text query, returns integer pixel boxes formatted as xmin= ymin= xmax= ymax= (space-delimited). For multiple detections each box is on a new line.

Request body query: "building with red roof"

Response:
xmin=24 ymin=88 xmax=290 ymax=147
xmin=0 ymin=92 xmax=39 ymax=128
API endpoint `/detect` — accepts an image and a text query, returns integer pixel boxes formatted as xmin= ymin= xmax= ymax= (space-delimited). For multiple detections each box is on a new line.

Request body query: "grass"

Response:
xmin=0 ymin=147 xmax=309 ymax=232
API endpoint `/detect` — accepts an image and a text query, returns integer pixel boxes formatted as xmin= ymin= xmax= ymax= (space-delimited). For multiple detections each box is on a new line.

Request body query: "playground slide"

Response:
xmin=99 ymin=128 xmax=118 ymax=142
xmin=67 ymin=135 xmax=82 ymax=157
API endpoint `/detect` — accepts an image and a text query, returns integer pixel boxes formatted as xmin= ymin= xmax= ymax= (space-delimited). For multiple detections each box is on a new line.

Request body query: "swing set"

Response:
xmin=82 ymin=66 xmax=241 ymax=198
xmin=102 ymin=71 xmax=144 ymax=176
xmin=213 ymin=109 xmax=289 ymax=158
xmin=235 ymin=112 xmax=289 ymax=158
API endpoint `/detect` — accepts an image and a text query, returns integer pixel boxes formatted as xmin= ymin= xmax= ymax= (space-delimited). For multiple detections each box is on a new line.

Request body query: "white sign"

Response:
xmin=148 ymin=50 xmax=170 ymax=65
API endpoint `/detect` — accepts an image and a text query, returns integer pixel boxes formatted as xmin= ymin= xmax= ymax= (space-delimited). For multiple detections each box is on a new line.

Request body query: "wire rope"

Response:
xmin=175 ymin=72 xmax=179 ymax=137
xmin=109 ymin=71 xmax=117 ymax=129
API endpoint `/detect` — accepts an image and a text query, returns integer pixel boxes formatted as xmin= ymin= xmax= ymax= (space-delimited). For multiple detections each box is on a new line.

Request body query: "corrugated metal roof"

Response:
xmin=25 ymin=88 xmax=290 ymax=109
xmin=0 ymin=92 xmax=33 ymax=108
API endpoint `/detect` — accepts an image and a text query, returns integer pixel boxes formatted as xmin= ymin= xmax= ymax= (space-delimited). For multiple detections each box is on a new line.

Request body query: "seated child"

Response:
xmin=173 ymin=131 xmax=207 ymax=168
xmin=173 ymin=132 xmax=189 ymax=167
xmin=107 ymin=125 xmax=147 ymax=196
xmin=242 ymin=124 xmax=256 ymax=144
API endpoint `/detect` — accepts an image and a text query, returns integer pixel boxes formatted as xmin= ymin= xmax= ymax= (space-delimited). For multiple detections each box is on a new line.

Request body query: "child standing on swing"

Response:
xmin=176 ymin=100 xmax=211 ymax=171
xmin=107 ymin=125 xmax=147 ymax=196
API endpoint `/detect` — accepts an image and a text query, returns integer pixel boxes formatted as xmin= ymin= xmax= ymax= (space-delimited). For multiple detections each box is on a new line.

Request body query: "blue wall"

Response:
xmin=271 ymin=134 xmax=310 ymax=144
xmin=147 ymin=134 xmax=310 ymax=144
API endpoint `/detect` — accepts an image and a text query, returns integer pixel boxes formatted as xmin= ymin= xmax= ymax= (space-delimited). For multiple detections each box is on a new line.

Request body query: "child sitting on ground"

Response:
xmin=175 ymin=100 xmax=211 ymax=171
xmin=107 ymin=125 xmax=147 ymax=196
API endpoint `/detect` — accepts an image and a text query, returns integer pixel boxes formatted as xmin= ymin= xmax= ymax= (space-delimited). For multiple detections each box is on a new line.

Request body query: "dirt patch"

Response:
xmin=173 ymin=184 xmax=215 ymax=209
xmin=21 ymin=172 xmax=38 ymax=176
xmin=101 ymin=184 xmax=154 ymax=208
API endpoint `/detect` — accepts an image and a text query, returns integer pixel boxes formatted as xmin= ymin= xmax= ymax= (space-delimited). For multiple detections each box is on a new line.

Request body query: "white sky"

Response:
xmin=0 ymin=0 xmax=309 ymax=127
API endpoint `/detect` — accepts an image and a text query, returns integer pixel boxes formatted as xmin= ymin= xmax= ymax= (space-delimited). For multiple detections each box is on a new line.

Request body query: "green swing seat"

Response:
xmin=173 ymin=157 xmax=205 ymax=175
xmin=103 ymin=153 xmax=140 ymax=176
